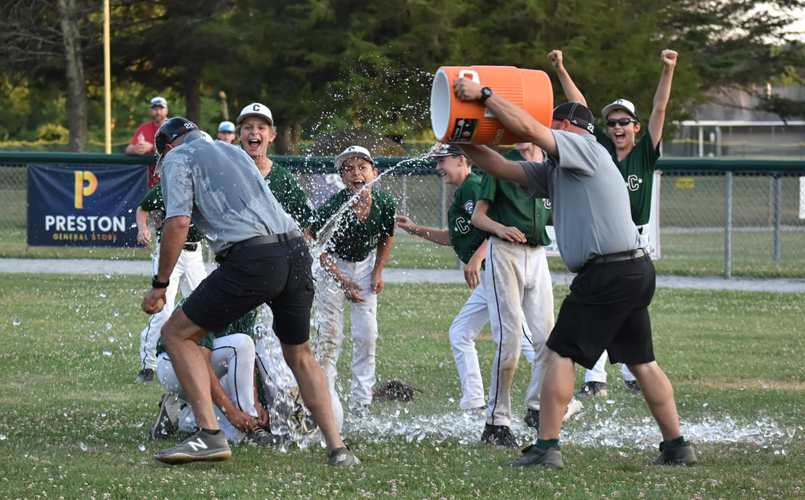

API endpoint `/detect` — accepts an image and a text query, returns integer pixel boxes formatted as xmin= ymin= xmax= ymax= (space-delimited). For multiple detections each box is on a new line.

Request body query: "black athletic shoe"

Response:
xmin=136 ymin=368 xmax=155 ymax=384
xmin=153 ymin=428 xmax=231 ymax=464
xmin=235 ymin=426 xmax=282 ymax=447
xmin=505 ymin=444 xmax=564 ymax=469
xmin=151 ymin=393 xmax=183 ymax=440
xmin=654 ymin=441 xmax=697 ymax=466
xmin=576 ymin=381 xmax=607 ymax=399
xmin=624 ymin=380 xmax=642 ymax=395
xmin=524 ymin=409 xmax=540 ymax=430
xmin=480 ymin=424 xmax=518 ymax=448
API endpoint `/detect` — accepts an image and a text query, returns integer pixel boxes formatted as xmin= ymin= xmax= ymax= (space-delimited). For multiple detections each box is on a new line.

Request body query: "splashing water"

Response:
xmin=309 ymin=153 xmax=432 ymax=272
xmin=13 ymin=316 xmax=20 ymax=326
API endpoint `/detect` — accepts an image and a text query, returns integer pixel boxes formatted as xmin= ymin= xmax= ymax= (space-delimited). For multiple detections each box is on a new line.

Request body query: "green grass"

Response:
xmin=1 ymin=274 xmax=803 ymax=498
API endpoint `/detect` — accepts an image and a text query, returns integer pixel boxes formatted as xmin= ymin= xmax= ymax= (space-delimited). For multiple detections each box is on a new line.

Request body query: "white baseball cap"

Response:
xmin=601 ymin=99 xmax=639 ymax=120
xmin=334 ymin=145 xmax=374 ymax=170
xmin=236 ymin=103 xmax=274 ymax=126
xmin=150 ymin=96 xmax=168 ymax=108
xmin=218 ymin=121 xmax=235 ymax=133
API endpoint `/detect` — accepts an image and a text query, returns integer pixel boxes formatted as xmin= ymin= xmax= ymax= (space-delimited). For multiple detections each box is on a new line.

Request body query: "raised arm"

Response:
xmin=648 ymin=50 xmax=678 ymax=150
xmin=548 ymin=50 xmax=587 ymax=106
xmin=454 ymin=78 xmax=558 ymax=157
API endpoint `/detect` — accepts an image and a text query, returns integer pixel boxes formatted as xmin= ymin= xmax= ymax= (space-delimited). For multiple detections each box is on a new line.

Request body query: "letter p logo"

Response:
xmin=74 ymin=171 xmax=98 ymax=209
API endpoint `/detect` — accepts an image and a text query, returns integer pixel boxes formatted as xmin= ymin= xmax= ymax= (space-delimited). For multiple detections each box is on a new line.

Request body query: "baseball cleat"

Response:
xmin=235 ymin=426 xmax=282 ymax=447
xmin=480 ymin=424 xmax=518 ymax=448
xmin=563 ymin=398 xmax=584 ymax=422
xmin=154 ymin=428 xmax=231 ymax=464
xmin=151 ymin=393 xmax=183 ymax=439
xmin=624 ymin=380 xmax=642 ymax=395
xmin=327 ymin=444 xmax=361 ymax=467
xmin=576 ymin=381 xmax=607 ymax=399
xmin=136 ymin=368 xmax=155 ymax=384
xmin=653 ymin=441 xmax=697 ymax=466
xmin=505 ymin=444 xmax=564 ymax=469
xmin=524 ymin=409 xmax=540 ymax=430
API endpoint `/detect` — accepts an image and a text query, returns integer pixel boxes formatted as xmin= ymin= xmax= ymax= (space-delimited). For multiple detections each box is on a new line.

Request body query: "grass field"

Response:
xmin=1 ymin=274 xmax=803 ymax=499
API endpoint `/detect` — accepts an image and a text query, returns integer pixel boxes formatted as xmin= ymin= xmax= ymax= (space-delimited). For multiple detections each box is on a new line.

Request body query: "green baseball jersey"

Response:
xmin=155 ymin=299 xmax=213 ymax=356
xmin=139 ymin=182 xmax=204 ymax=242
xmin=214 ymin=307 xmax=260 ymax=340
xmin=264 ymin=163 xmax=314 ymax=228
xmin=311 ymin=188 xmax=396 ymax=262
xmin=449 ymin=172 xmax=489 ymax=264
xmin=593 ymin=127 xmax=660 ymax=226
xmin=479 ymin=149 xmax=552 ymax=247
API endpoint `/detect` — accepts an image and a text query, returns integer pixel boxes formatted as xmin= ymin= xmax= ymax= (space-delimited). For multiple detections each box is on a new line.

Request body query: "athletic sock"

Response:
xmin=200 ymin=428 xmax=222 ymax=436
xmin=536 ymin=438 xmax=559 ymax=450
xmin=662 ymin=436 xmax=686 ymax=450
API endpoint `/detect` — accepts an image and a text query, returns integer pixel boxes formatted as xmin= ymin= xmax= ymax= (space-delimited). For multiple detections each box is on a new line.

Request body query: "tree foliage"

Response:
xmin=1 ymin=0 xmax=803 ymax=150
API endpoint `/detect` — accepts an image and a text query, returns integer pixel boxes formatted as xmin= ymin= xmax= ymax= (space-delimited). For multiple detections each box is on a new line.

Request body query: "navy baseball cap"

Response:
xmin=154 ymin=117 xmax=199 ymax=171
xmin=552 ymin=102 xmax=595 ymax=134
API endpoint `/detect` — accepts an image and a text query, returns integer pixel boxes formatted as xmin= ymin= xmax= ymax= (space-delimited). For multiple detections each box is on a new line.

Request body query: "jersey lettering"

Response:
xmin=627 ymin=175 xmax=642 ymax=191
xmin=455 ymin=216 xmax=471 ymax=235
xmin=369 ymin=235 xmax=379 ymax=248
xmin=187 ymin=438 xmax=209 ymax=452
xmin=543 ymin=199 xmax=551 ymax=210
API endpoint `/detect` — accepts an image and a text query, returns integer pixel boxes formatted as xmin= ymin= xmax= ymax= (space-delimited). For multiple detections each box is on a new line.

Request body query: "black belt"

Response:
xmin=586 ymin=247 xmax=648 ymax=268
xmin=183 ymin=242 xmax=200 ymax=251
xmin=217 ymin=229 xmax=303 ymax=261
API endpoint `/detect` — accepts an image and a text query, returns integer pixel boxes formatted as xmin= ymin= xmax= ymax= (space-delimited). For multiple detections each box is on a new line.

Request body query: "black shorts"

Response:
xmin=547 ymin=254 xmax=656 ymax=369
xmin=182 ymin=237 xmax=314 ymax=345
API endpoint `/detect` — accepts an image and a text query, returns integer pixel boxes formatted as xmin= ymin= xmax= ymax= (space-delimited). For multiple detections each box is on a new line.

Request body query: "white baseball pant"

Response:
xmin=484 ymin=237 xmax=554 ymax=427
xmin=156 ymin=333 xmax=256 ymax=443
xmin=314 ymin=252 xmax=378 ymax=406
xmin=449 ymin=277 xmax=537 ymax=410
xmin=584 ymin=351 xmax=637 ymax=383
xmin=139 ymin=243 xmax=206 ymax=370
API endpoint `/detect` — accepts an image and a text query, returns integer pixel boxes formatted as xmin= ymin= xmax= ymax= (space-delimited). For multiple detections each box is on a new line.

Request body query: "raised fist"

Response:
xmin=548 ymin=50 xmax=564 ymax=69
xmin=661 ymin=49 xmax=678 ymax=68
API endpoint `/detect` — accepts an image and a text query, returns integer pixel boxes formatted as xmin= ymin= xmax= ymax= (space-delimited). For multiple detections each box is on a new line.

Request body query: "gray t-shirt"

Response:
xmin=162 ymin=131 xmax=297 ymax=254
xmin=521 ymin=130 xmax=644 ymax=272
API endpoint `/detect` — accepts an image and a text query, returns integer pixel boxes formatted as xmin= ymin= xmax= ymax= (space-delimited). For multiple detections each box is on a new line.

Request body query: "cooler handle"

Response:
xmin=458 ymin=70 xmax=480 ymax=84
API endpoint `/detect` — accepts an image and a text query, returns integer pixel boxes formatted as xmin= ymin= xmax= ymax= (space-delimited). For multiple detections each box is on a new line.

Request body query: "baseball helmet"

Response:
xmin=154 ymin=117 xmax=199 ymax=156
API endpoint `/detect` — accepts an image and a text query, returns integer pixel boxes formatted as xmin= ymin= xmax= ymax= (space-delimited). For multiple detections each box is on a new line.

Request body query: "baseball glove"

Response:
xmin=372 ymin=380 xmax=423 ymax=402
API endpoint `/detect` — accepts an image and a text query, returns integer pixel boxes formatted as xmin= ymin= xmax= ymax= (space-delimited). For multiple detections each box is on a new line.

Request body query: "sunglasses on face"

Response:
xmin=606 ymin=118 xmax=638 ymax=128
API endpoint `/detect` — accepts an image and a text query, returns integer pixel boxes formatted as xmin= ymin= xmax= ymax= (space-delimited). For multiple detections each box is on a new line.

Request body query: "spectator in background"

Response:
xmin=217 ymin=121 xmax=236 ymax=144
xmin=127 ymin=96 xmax=169 ymax=188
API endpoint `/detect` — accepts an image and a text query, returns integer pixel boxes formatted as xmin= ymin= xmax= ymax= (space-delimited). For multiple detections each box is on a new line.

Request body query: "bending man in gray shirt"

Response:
xmin=141 ymin=117 xmax=358 ymax=467
xmin=452 ymin=82 xmax=696 ymax=469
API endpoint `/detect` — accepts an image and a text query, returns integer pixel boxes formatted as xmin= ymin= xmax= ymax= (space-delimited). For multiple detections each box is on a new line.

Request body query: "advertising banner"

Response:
xmin=27 ymin=163 xmax=146 ymax=247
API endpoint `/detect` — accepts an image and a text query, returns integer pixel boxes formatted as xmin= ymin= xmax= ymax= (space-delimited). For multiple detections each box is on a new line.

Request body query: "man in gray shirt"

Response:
xmin=141 ymin=117 xmax=359 ymax=467
xmin=452 ymin=82 xmax=696 ymax=469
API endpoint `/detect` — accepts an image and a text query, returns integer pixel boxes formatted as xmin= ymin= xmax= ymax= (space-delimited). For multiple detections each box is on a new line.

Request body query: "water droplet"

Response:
xmin=0 ymin=434 xmax=6 ymax=440
xmin=106 ymin=323 xmax=113 ymax=330
xmin=12 ymin=316 xmax=20 ymax=326
xmin=99 ymin=293 xmax=106 ymax=298
xmin=102 ymin=351 xmax=113 ymax=357
xmin=138 ymin=444 xmax=146 ymax=452
xmin=79 ymin=442 xmax=88 ymax=451
xmin=113 ymin=308 xmax=120 ymax=317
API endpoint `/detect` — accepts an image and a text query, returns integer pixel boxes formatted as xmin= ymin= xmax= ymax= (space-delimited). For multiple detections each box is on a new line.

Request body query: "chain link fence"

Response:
xmin=1 ymin=153 xmax=804 ymax=278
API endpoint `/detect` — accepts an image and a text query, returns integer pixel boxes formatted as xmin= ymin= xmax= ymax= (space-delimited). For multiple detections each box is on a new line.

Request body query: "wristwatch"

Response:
xmin=152 ymin=275 xmax=170 ymax=289
xmin=478 ymin=87 xmax=493 ymax=104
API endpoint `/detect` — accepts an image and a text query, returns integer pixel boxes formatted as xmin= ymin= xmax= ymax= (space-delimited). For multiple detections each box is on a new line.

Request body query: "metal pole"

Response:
xmin=715 ymin=126 xmax=721 ymax=156
xmin=103 ymin=0 xmax=112 ymax=154
xmin=698 ymin=126 xmax=704 ymax=158
xmin=724 ymin=171 xmax=732 ymax=279
xmin=768 ymin=177 xmax=774 ymax=226
xmin=439 ymin=175 xmax=446 ymax=230
xmin=774 ymin=176 xmax=781 ymax=261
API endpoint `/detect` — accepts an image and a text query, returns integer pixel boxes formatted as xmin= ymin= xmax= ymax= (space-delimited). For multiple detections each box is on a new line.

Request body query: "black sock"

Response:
xmin=662 ymin=436 xmax=686 ymax=449
xmin=200 ymin=428 xmax=222 ymax=435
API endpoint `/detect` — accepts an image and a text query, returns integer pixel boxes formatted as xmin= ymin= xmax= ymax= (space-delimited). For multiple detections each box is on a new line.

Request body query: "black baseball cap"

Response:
xmin=154 ymin=117 xmax=199 ymax=171
xmin=552 ymin=102 xmax=595 ymax=134
xmin=428 ymin=143 xmax=465 ymax=158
